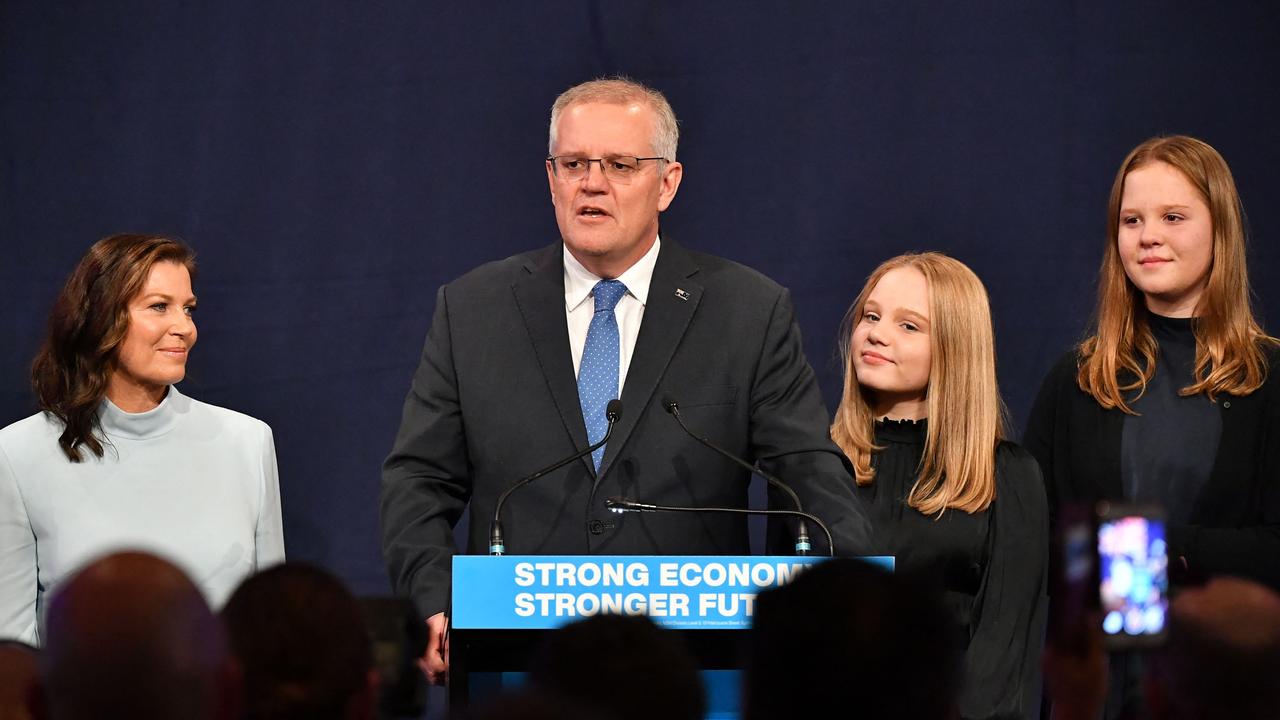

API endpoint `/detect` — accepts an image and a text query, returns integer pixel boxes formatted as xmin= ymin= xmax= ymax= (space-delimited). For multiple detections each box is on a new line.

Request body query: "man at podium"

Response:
xmin=380 ymin=77 xmax=870 ymax=683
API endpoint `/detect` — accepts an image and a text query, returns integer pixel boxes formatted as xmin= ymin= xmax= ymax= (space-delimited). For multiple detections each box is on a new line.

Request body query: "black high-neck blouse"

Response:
xmin=854 ymin=419 xmax=1049 ymax=720
xmin=860 ymin=419 xmax=987 ymax=607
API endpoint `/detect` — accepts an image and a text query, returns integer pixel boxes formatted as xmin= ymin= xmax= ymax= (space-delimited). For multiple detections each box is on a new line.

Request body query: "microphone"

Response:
xmin=489 ymin=400 xmax=622 ymax=555
xmin=662 ymin=396 xmax=822 ymax=556
xmin=604 ymin=497 xmax=834 ymax=557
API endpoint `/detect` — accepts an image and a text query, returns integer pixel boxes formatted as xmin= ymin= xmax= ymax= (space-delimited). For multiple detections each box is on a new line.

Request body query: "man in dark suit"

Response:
xmin=380 ymin=77 xmax=869 ymax=683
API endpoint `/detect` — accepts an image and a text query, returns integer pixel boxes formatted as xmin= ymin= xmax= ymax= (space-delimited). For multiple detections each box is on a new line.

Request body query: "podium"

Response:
xmin=448 ymin=555 xmax=893 ymax=717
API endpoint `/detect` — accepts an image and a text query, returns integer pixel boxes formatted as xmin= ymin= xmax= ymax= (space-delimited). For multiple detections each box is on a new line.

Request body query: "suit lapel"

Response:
xmin=597 ymin=240 xmax=703 ymax=479
xmin=512 ymin=243 xmax=592 ymax=459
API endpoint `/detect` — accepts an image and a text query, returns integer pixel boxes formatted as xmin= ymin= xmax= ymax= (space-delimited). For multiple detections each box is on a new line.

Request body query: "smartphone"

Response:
xmin=1096 ymin=502 xmax=1169 ymax=649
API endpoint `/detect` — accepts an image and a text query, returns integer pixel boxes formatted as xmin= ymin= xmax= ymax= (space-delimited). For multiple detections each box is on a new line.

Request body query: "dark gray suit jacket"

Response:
xmin=380 ymin=239 xmax=870 ymax=618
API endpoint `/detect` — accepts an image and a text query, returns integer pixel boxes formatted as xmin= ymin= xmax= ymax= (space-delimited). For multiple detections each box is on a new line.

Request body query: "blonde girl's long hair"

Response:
xmin=831 ymin=253 xmax=1008 ymax=515
xmin=1078 ymin=135 xmax=1274 ymax=412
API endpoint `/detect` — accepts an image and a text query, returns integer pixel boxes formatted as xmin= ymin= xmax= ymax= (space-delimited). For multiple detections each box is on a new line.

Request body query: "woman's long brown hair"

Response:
xmin=1078 ymin=136 xmax=1273 ymax=411
xmin=31 ymin=234 xmax=196 ymax=461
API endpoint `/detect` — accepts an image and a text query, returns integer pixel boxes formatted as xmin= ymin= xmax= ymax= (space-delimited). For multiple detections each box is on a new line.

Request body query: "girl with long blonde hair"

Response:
xmin=833 ymin=252 xmax=1047 ymax=720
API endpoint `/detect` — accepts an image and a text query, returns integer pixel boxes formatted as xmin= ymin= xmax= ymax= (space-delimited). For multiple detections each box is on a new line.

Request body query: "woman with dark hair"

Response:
xmin=1026 ymin=135 xmax=1280 ymax=716
xmin=0 ymin=234 xmax=284 ymax=645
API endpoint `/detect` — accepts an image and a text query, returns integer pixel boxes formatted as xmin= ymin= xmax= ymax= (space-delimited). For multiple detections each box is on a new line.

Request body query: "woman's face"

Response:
xmin=111 ymin=261 xmax=198 ymax=401
xmin=1117 ymin=161 xmax=1214 ymax=318
xmin=851 ymin=266 xmax=931 ymax=418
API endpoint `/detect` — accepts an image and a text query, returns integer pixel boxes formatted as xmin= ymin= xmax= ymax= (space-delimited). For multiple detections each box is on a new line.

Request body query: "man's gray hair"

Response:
xmin=548 ymin=76 xmax=679 ymax=161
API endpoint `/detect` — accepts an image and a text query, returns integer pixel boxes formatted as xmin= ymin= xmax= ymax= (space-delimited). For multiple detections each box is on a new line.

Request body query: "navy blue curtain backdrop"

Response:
xmin=3 ymin=1 xmax=1278 ymax=596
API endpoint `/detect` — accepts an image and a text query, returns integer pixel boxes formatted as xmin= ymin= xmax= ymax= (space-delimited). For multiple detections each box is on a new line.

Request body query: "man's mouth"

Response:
xmin=578 ymin=206 xmax=609 ymax=218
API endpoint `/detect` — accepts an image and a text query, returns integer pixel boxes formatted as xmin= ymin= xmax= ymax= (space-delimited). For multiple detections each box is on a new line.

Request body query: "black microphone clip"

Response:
xmin=605 ymin=497 xmax=658 ymax=514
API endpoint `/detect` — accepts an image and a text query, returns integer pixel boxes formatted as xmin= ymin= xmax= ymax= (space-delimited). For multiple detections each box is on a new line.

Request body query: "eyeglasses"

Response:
xmin=546 ymin=155 xmax=667 ymax=184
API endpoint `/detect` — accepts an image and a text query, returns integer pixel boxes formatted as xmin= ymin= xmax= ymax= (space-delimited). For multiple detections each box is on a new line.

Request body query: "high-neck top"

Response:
xmin=1121 ymin=313 xmax=1221 ymax=524
xmin=0 ymin=385 xmax=285 ymax=646
xmin=858 ymin=417 xmax=988 ymax=599
xmin=874 ymin=416 xmax=927 ymax=444
xmin=854 ymin=418 xmax=1050 ymax=719
xmin=98 ymin=386 xmax=190 ymax=440
xmin=1148 ymin=313 xmax=1196 ymax=362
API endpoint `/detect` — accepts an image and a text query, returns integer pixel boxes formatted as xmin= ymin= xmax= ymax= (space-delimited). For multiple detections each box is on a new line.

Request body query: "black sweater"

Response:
xmin=1023 ymin=346 xmax=1280 ymax=589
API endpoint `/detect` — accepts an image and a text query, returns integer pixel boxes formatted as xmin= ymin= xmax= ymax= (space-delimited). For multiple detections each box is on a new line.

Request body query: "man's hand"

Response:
xmin=418 ymin=612 xmax=449 ymax=685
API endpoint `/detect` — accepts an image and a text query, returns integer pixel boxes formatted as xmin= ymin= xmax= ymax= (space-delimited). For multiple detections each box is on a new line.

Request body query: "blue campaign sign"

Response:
xmin=451 ymin=555 xmax=894 ymax=630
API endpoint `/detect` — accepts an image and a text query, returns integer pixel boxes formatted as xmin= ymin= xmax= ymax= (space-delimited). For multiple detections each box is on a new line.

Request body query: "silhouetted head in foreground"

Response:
xmin=528 ymin=613 xmax=704 ymax=720
xmin=32 ymin=551 xmax=237 ymax=720
xmin=744 ymin=559 xmax=962 ymax=720
xmin=0 ymin=640 xmax=38 ymax=720
xmin=466 ymin=687 xmax=611 ymax=720
xmin=1147 ymin=577 xmax=1280 ymax=720
xmin=222 ymin=562 xmax=377 ymax=720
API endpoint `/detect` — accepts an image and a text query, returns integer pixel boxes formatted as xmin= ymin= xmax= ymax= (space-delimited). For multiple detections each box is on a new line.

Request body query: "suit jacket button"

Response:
xmin=588 ymin=520 xmax=604 ymax=535
xmin=1223 ymin=400 xmax=1231 ymax=409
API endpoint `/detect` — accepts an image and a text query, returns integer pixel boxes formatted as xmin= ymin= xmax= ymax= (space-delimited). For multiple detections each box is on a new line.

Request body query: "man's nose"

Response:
xmin=581 ymin=160 xmax=610 ymax=191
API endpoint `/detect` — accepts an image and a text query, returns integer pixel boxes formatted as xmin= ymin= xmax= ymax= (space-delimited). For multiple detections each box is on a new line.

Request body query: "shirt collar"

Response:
xmin=563 ymin=235 xmax=661 ymax=312
xmin=98 ymin=384 xmax=190 ymax=440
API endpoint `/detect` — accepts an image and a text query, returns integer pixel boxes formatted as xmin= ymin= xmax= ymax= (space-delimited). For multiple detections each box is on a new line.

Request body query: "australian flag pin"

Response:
xmin=674 ymin=288 xmax=691 ymax=301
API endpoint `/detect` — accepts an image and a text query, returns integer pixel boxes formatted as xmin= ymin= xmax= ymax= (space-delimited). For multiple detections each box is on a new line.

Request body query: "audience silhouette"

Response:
xmin=30 ymin=551 xmax=238 ymax=720
xmin=744 ymin=559 xmax=963 ymax=720
xmin=222 ymin=562 xmax=378 ymax=720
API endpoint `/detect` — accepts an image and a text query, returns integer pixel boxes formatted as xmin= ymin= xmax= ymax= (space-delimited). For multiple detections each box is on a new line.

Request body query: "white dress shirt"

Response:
xmin=564 ymin=236 xmax=660 ymax=396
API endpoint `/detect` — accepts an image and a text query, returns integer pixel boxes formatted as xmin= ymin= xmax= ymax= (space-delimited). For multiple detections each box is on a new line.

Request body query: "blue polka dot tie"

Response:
xmin=578 ymin=279 xmax=627 ymax=472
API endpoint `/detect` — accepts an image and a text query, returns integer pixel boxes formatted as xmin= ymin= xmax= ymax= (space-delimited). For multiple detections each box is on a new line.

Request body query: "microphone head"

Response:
xmin=606 ymin=399 xmax=623 ymax=422
xmin=661 ymin=396 xmax=679 ymax=414
xmin=604 ymin=497 xmax=628 ymax=513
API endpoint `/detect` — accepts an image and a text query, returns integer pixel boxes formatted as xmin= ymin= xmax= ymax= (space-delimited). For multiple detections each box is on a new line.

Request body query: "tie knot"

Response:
xmin=592 ymin=280 xmax=627 ymax=312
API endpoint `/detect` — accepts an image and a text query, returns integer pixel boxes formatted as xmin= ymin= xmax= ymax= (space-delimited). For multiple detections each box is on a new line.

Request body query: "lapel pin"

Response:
xmin=674 ymin=288 xmax=691 ymax=301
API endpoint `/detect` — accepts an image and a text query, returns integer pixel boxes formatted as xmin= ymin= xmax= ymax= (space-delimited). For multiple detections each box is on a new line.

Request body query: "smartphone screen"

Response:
xmin=1097 ymin=508 xmax=1169 ymax=648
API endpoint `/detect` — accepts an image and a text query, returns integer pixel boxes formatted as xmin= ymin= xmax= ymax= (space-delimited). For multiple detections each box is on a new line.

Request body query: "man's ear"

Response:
xmin=657 ymin=160 xmax=683 ymax=212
